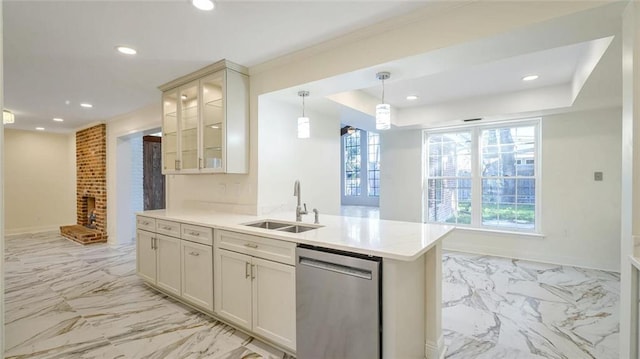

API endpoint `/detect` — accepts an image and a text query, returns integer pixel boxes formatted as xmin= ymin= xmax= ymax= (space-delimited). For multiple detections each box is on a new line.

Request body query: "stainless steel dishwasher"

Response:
xmin=296 ymin=244 xmax=382 ymax=359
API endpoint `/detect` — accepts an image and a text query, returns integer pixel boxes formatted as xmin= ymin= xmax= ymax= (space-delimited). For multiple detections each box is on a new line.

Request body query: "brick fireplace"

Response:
xmin=60 ymin=124 xmax=108 ymax=244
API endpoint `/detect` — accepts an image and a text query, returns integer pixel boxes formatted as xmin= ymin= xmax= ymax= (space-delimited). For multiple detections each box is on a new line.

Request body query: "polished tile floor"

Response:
xmin=443 ymin=252 xmax=619 ymax=359
xmin=4 ymin=231 xmax=619 ymax=358
xmin=4 ymin=231 xmax=289 ymax=359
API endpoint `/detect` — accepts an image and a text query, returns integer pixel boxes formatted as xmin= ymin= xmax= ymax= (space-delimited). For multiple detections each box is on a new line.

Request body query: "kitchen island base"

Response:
xmin=383 ymin=241 xmax=444 ymax=359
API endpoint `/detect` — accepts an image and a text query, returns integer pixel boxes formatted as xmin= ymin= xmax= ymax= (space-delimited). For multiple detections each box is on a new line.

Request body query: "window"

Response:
xmin=344 ymin=130 xmax=361 ymax=196
xmin=425 ymin=120 xmax=540 ymax=232
xmin=342 ymin=129 xmax=380 ymax=206
xmin=367 ymin=132 xmax=380 ymax=197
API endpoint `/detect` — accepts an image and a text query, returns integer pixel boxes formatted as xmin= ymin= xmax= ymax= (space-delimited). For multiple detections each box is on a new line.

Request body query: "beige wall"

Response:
xmin=257 ymin=97 xmax=341 ymax=216
xmin=4 ymin=129 xmax=76 ymax=234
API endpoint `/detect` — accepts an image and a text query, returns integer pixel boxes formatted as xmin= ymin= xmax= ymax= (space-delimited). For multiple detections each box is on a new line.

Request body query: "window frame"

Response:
xmin=341 ymin=128 xmax=380 ymax=206
xmin=423 ymin=118 xmax=542 ymax=234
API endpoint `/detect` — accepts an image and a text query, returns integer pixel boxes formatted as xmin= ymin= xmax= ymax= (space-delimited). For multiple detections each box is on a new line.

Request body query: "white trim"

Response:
xmin=425 ymin=334 xmax=445 ymax=359
xmin=455 ymin=226 xmax=545 ymax=238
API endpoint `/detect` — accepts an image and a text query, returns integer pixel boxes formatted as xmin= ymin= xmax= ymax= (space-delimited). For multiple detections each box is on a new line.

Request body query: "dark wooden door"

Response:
xmin=143 ymin=135 xmax=165 ymax=210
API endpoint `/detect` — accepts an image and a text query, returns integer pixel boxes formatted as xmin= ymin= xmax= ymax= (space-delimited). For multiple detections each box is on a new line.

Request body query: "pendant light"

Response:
xmin=375 ymin=72 xmax=391 ymax=130
xmin=3 ymin=110 xmax=15 ymax=124
xmin=298 ymin=91 xmax=310 ymax=139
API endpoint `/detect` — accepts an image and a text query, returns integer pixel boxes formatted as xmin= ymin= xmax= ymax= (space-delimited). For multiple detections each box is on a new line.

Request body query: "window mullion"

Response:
xmin=471 ymin=127 xmax=482 ymax=227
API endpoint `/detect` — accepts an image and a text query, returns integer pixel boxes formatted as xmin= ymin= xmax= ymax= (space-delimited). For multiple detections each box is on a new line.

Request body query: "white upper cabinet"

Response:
xmin=160 ymin=59 xmax=249 ymax=174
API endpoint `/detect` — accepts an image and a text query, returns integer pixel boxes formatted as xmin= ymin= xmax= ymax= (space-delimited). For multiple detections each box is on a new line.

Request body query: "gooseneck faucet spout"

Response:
xmin=294 ymin=180 xmax=308 ymax=221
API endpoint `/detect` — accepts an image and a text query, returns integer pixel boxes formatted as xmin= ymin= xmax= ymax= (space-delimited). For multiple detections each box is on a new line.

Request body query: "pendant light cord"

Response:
xmin=381 ymin=78 xmax=385 ymax=105
xmin=302 ymin=93 xmax=305 ymax=117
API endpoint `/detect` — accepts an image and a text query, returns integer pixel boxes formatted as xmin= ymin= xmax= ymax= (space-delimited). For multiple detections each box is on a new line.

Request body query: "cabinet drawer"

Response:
xmin=216 ymin=230 xmax=295 ymax=265
xmin=137 ymin=216 xmax=156 ymax=232
xmin=182 ymin=224 xmax=213 ymax=246
xmin=156 ymin=219 xmax=181 ymax=237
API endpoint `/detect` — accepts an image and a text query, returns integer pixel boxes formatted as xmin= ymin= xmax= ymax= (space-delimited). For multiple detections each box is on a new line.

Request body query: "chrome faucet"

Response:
xmin=313 ymin=208 xmax=320 ymax=224
xmin=294 ymin=180 xmax=308 ymax=222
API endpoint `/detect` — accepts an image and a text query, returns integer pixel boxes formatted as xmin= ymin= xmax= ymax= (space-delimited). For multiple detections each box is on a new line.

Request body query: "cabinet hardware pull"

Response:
xmin=189 ymin=251 xmax=199 ymax=256
xmin=163 ymin=226 xmax=172 ymax=230
xmin=251 ymin=264 xmax=256 ymax=280
xmin=245 ymin=262 xmax=251 ymax=278
xmin=244 ymin=243 xmax=258 ymax=249
xmin=142 ymin=221 xmax=149 ymax=225
xmin=189 ymin=231 xmax=200 ymax=236
xmin=199 ymin=158 xmax=203 ymax=169
xmin=151 ymin=237 xmax=154 ymax=250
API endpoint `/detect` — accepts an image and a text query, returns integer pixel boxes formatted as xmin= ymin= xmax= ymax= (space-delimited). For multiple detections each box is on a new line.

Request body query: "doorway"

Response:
xmin=143 ymin=135 xmax=165 ymax=210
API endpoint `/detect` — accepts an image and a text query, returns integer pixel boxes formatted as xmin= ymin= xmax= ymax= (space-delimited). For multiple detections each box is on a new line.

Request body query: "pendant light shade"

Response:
xmin=298 ymin=91 xmax=310 ymax=139
xmin=375 ymin=72 xmax=391 ymax=130
xmin=3 ymin=110 xmax=15 ymax=124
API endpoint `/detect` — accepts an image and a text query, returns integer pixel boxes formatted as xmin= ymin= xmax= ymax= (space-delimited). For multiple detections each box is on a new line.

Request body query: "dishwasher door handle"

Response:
xmin=299 ymin=257 xmax=372 ymax=280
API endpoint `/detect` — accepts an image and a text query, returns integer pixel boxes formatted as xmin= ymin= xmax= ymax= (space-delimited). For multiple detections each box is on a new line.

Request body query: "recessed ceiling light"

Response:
xmin=192 ymin=0 xmax=214 ymax=11
xmin=181 ymin=95 xmax=188 ymax=100
xmin=522 ymin=75 xmax=539 ymax=81
xmin=406 ymin=95 xmax=419 ymax=101
xmin=80 ymin=103 xmax=93 ymax=108
xmin=116 ymin=46 xmax=137 ymax=55
xmin=35 ymin=127 xmax=45 ymax=131
xmin=53 ymin=118 xmax=64 ymax=122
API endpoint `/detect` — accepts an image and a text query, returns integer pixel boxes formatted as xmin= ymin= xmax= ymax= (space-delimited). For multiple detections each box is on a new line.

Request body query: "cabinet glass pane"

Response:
xmin=163 ymin=91 xmax=178 ymax=171
xmin=201 ymin=72 xmax=224 ymax=169
xmin=180 ymin=84 xmax=199 ymax=170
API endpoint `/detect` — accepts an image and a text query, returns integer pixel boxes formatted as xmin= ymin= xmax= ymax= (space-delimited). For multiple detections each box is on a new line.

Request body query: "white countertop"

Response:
xmin=137 ymin=209 xmax=454 ymax=261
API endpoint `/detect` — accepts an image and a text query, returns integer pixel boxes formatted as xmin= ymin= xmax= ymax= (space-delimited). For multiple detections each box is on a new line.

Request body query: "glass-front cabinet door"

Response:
xmin=162 ymin=90 xmax=178 ymax=172
xmin=179 ymin=81 xmax=199 ymax=172
xmin=201 ymin=71 xmax=225 ymax=172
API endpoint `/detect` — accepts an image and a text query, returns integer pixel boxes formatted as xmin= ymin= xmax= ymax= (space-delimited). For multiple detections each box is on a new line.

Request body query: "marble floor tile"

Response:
xmin=4 ymin=232 xmax=290 ymax=359
xmin=5 ymin=231 xmax=618 ymax=359
xmin=443 ymin=251 xmax=619 ymax=359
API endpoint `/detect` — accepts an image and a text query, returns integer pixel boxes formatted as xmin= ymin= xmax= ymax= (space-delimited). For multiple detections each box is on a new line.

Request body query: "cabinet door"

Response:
xmin=252 ymin=257 xmax=296 ymax=351
xmin=162 ymin=90 xmax=178 ymax=173
xmin=200 ymin=71 xmax=225 ymax=173
xmin=181 ymin=240 xmax=213 ymax=312
xmin=225 ymin=69 xmax=249 ymax=174
xmin=215 ymin=249 xmax=252 ymax=330
xmin=179 ymin=81 xmax=200 ymax=172
xmin=136 ymin=230 xmax=157 ymax=284
xmin=156 ymin=234 xmax=181 ymax=297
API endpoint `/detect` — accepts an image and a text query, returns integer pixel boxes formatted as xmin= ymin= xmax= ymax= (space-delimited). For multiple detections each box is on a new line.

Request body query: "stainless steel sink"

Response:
xmin=243 ymin=220 xmax=292 ymax=230
xmin=276 ymin=225 xmax=318 ymax=233
xmin=242 ymin=219 xmax=322 ymax=233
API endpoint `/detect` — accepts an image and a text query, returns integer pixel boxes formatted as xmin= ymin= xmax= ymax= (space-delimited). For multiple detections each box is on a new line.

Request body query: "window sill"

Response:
xmin=454 ymin=226 xmax=545 ymax=238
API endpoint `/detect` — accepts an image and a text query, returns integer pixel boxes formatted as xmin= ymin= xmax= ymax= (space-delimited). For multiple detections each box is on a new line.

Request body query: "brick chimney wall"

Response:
xmin=76 ymin=124 xmax=107 ymax=234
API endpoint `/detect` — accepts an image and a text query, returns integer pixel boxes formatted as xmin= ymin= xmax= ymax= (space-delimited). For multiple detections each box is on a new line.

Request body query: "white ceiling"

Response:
xmin=4 ymin=1 xmax=625 ymax=134
xmin=263 ymin=1 xmax=623 ymax=131
xmin=3 ymin=0 xmax=428 ymax=133
xmin=360 ymin=39 xmax=595 ymax=109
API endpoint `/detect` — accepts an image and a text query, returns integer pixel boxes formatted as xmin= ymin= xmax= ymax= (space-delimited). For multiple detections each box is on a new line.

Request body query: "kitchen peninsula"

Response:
xmin=136 ymin=209 xmax=454 ymax=359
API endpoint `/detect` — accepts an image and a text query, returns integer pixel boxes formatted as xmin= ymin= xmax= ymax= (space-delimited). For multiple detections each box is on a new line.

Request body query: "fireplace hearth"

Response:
xmin=60 ymin=124 xmax=107 ymax=244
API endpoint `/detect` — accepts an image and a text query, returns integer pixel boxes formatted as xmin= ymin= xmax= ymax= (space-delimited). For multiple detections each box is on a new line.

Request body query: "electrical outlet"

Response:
xmin=594 ymin=172 xmax=603 ymax=181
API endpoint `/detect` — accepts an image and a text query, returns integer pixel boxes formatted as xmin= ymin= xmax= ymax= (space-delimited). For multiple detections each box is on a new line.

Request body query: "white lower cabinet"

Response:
xmin=251 ymin=256 xmax=296 ymax=350
xmin=217 ymin=249 xmax=252 ymax=329
xmin=136 ymin=229 xmax=181 ymax=297
xmin=181 ymin=240 xmax=214 ymax=312
xmin=215 ymin=230 xmax=296 ymax=351
xmin=136 ymin=230 xmax=180 ymax=295
xmin=156 ymin=234 xmax=181 ymax=296
xmin=137 ymin=218 xmax=296 ymax=353
xmin=136 ymin=229 xmax=156 ymax=283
